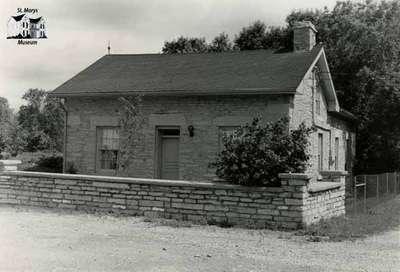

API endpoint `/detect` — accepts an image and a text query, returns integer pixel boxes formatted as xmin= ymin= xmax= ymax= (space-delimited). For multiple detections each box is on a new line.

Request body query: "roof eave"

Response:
xmin=328 ymin=109 xmax=358 ymax=124
xmin=48 ymin=88 xmax=297 ymax=98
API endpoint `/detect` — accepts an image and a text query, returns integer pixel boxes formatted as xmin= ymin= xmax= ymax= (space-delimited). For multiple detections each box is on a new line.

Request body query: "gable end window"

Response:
xmin=97 ymin=127 xmax=119 ymax=170
xmin=316 ymin=87 xmax=321 ymax=115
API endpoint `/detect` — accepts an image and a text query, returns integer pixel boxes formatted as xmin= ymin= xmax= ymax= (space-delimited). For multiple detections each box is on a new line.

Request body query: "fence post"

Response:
xmin=376 ymin=175 xmax=379 ymax=200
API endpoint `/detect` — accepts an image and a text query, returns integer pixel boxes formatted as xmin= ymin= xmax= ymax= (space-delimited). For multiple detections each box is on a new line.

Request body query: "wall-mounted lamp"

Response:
xmin=188 ymin=125 xmax=194 ymax=137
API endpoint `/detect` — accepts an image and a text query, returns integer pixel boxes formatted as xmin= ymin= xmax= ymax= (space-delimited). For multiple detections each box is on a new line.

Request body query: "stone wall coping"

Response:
xmin=0 ymin=160 xmax=22 ymax=165
xmin=3 ymin=170 xmax=283 ymax=192
xmin=308 ymin=182 xmax=341 ymax=193
xmin=278 ymin=173 xmax=313 ymax=180
xmin=320 ymin=170 xmax=348 ymax=177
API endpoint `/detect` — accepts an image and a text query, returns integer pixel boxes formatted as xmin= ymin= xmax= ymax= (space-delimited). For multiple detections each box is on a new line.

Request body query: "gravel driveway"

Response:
xmin=0 ymin=205 xmax=399 ymax=272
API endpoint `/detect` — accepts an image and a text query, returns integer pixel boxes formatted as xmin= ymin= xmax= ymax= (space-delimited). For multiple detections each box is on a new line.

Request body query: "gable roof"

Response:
xmin=51 ymin=44 xmax=324 ymax=97
xmin=12 ymin=14 xmax=26 ymax=22
xmin=29 ymin=17 xmax=42 ymax=23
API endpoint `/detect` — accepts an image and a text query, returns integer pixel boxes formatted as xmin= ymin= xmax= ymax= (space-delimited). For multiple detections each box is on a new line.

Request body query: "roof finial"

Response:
xmin=107 ymin=41 xmax=111 ymax=55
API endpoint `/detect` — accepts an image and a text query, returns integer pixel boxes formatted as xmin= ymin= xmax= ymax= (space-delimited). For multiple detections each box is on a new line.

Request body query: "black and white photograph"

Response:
xmin=0 ymin=0 xmax=399 ymax=271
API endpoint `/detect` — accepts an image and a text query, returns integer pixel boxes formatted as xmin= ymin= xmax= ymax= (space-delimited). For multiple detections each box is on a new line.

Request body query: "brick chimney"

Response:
xmin=293 ymin=21 xmax=317 ymax=52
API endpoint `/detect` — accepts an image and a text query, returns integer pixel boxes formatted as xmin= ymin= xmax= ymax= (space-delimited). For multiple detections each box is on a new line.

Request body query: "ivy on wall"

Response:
xmin=117 ymin=95 xmax=144 ymax=172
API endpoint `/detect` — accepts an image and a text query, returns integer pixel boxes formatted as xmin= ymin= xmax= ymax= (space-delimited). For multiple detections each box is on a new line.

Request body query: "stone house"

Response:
xmin=50 ymin=21 xmax=357 ymax=183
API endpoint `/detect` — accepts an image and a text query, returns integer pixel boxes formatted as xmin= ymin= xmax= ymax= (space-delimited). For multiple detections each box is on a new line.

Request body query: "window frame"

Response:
xmin=96 ymin=126 xmax=120 ymax=174
xmin=334 ymin=137 xmax=339 ymax=170
xmin=318 ymin=133 xmax=324 ymax=171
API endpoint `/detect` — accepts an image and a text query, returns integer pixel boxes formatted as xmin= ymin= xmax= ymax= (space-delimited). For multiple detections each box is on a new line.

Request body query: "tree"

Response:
xmin=0 ymin=97 xmax=13 ymax=153
xmin=209 ymin=32 xmax=233 ymax=52
xmin=286 ymin=0 xmax=400 ymax=173
xmin=162 ymin=36 xmax=209 ymax=54
xmin=211 ymin=118 xmax=313 ymax=186
xmin=234 ymin=20 xmax=267 ymax=50
xmin=17 ymin=88 xmax=64 ymax=152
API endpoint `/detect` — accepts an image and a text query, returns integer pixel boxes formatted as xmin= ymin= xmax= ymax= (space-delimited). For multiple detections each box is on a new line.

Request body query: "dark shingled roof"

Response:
xmin=12 ymin=14 xmax=25 ymax=21
xmin=29 ymin=17 xmax=42 ymax=23
xmin=51 ymin=44 xmax=323 ymax=97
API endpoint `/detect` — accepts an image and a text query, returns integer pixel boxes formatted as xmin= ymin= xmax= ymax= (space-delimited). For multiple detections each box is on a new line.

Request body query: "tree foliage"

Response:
xmin=211 ymin=118 xmax=313 ymax=186
xmin=286 ymin=0 xmax=400 ymax=173
xmin=17 ymin=88 xmax=64 ymax=152
xmin=0 ymin=97 xmax=13 ymax=153
xmin=162 ymin=32 xmax=235 ymax=54
xmin=209 ymin=32 xmax=233 ymax=52
xmin=162 ymin=36 xmax=209 ymax=54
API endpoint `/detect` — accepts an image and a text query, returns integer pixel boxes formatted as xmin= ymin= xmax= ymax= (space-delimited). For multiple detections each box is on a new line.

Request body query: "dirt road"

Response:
xmin=0 ymin=206 xmax=398 ymax=272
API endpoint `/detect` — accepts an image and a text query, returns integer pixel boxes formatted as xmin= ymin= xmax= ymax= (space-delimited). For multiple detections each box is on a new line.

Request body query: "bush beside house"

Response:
xmin=212 ymin=118 xmax=313 ymax=186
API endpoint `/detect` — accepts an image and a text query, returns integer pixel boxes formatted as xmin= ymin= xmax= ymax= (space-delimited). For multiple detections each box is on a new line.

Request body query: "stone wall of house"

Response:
xmin=0 ymin=171 xmax=345 ymax=229
xmin=64 ymin=95 xmax=291 ymax=180
xmin=291 ymin=68 xmax=356 ymax=183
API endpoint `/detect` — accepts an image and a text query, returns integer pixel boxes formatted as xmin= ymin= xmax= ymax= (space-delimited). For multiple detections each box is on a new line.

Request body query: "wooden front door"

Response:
xmin=158 ymin=128 xmax=180 ymax=179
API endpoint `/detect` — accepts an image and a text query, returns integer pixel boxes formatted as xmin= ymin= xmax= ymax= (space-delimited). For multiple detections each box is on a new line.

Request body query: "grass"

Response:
xmin=298 ymin=195 xmax=400 ymax=241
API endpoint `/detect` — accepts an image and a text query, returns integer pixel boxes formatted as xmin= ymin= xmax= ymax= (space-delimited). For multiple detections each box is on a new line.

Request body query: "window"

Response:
xmin=97 ymin=127 xmax=119 ymax=170
xmin=335 ymin=137 xmax=339 ymax=170
xmin=316 ymin=87 xmax=321 ymax=115
xmin=218 ymin=126 xmax=239 ymax=152
xmin=345 ymin=137 xmax=351 ymax=171
xmin=318 ymin=133 xmax=323 ymax=171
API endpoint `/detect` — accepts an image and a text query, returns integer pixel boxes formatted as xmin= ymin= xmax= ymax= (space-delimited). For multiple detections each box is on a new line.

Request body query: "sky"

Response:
xmin=0 ymin=0 xmax=337 ymax=110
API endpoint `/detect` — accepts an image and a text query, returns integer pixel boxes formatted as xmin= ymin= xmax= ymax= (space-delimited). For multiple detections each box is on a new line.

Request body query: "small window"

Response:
xmin=97 ymin=127 xmax=119 ymax=170
xmin=218 ymin=126 xmax=240 ymax=152
xmin=316 ymin=88 xmax=321 ymax=115
xmin=335 ymin=137 xmax=339 ymax=170
xmin=318 ymin=133 xmax=323 ymax=171
xmin=345 ymin=137 xmax=351 ymax=171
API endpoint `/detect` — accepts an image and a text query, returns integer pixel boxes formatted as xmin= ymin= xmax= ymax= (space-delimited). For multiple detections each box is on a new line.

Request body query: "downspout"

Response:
xmin=59 ymin=98 xmax=68 ymax=173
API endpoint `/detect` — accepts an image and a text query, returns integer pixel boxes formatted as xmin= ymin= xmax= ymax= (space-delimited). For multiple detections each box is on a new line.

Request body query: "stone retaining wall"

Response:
xmin=0 ymin=170 xmax=345 ymax=229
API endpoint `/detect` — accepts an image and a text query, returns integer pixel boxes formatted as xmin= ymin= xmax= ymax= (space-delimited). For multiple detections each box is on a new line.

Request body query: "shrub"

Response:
xmin=211 ymin=118 xmax=313 ymax=186
xmin=25 ymin=155 xmax=63 ymax=173
xmin=66 ymin=162 xmax=78 ymax=174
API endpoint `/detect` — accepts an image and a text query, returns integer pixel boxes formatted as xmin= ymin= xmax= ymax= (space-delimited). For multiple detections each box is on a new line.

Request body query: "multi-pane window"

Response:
xmin=318 ymin=133 xmax=323 ymax=171
xmin=97 ymin=127 xmax=119 ymax=170
xmin=218 ymin=126 xmax=239 ymax=152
